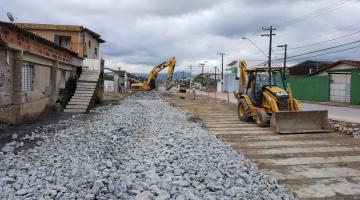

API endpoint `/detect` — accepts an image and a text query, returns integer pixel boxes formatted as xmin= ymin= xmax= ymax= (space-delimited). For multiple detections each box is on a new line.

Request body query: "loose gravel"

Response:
xmin=0 ymin=92 xmax=296 ymax=200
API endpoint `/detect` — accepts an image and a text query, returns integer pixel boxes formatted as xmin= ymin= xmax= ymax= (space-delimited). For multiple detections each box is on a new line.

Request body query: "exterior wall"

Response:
xmin=28 ymin=30 xmax=101 ymax=59
xmin=0 ymin=49 xmax=13 ymax=106
xmin=0 ymin=26 xmax=74 ymax=64
xmin=84 ymin=31 xmax=100 ymax=59
xmin=351 ymin=69 xmax=360 ymax=104
xmin=29 ymin=30 xmax=84 ymax=57
xmin=287 ymin=76 xmax=330 ymax=102
xmin=20 ymin=55 xmax=53 ymax=121
xmin=104 ymin=80 xmax=115 ymax=93
xmin=223 ymin=73 xmax=239 ymax=93
xmin=0 ymin=23 xmax=82 ymax=124
xmin=0 ymin=50 xmax=22 ymax=124
xmin=0 ymin=49 xmax=16 ymax=124
xmin=0 ymin=50 xmax=78 ymax=124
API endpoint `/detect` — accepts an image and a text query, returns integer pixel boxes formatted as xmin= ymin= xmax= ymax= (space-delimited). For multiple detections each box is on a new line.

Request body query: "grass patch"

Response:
xmin=102 ymin=92 xmax=130 ymax=105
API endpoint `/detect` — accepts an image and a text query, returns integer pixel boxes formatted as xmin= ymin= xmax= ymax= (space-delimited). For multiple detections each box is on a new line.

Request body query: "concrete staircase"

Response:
xmin=64 ymin=69 xmax=100 ymax=113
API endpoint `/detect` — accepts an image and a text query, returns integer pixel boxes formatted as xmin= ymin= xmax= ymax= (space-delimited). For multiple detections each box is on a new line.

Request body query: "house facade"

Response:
xmin=0 ymin=22 xmax=82 ymax=124
xmin=104 ymin=68 xmax=129 ymax=93
xmin=16 ymin=23 xmax=105 ymax=59
xmin=288 ymin=60 xmax=360 ymax=104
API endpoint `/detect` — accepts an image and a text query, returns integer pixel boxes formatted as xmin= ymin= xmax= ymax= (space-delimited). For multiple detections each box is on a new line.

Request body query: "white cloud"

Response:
xmin=1 ymin=0 xmax=360 ymax=74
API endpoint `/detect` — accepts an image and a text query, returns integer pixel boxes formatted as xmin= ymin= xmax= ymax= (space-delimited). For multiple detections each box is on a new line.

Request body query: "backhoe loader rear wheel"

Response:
xmin=255 ymin=110 xmax=270 ymax=127
xmin=238 ymin=98 xmax=253 ymax=122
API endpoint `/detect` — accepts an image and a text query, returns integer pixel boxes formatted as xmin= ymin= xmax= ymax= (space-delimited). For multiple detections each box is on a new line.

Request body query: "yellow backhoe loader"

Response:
xmin=234 ymin=61 xmax=330 ymax=133
xmin=131 ymin=57 xmax=176 ymax=91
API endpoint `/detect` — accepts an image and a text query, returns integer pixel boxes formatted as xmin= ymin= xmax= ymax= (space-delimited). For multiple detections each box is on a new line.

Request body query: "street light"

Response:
xmin=242 ymin=37 xmax=268 ymax=58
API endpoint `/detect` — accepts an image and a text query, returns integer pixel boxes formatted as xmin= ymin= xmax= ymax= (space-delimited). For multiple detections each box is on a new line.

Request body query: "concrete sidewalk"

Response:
xmin=301 ymin=103 xmax=360 ymax=124
xmin=194 ymin=90 xmax=360 ymax=124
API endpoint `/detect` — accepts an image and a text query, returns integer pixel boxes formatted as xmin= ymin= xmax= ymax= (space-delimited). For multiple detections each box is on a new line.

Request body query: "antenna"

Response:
xmin=7 ymin=12 xmax=15 ymax=22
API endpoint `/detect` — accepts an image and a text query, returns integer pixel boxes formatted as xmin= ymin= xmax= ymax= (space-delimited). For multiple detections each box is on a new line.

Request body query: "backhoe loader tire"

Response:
xmin=255 ymin=110 xmax=270 ymax=127
xmin=238 ymin=98 xmax=253 ymax=122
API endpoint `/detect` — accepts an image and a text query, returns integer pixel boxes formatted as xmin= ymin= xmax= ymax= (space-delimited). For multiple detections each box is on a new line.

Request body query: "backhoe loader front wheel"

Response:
xmin=238 ymin=98 xmax=253 ymax=122
xmin=255 ymin=110 xmax=270 ymax=127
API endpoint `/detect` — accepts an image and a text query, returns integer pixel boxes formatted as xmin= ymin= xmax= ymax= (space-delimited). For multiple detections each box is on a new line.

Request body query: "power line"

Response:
xmin=278 ymin=0 xmax=356 ymax=28
xmin=273 ymin=39 xmax=360 ymax=61
xmin=273 ymin=22 xmax=360 ymax=52
xmin=272 ymin=45 xmax=360 ymax=63
xmin=287 ymin=30 xmax=360 ymax=50
xmin=279 ymin=0 xmax=348 ymax=25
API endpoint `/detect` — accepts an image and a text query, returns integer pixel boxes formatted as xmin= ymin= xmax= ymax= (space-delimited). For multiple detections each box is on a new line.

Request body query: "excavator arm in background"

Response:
xmin=234 ymin=60 xmax=250 ymax=100
xmin=131 ymin=57 xmax=176 ymax=91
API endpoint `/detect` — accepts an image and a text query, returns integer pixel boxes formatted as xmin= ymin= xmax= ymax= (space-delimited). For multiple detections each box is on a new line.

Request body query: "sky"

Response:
xmin=1 ymin=0 xmax=360 ymax=74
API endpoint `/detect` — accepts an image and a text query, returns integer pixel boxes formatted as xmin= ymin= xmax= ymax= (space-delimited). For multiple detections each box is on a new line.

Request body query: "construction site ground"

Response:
xmin=168 ymin=92 xmax=360 ymax=200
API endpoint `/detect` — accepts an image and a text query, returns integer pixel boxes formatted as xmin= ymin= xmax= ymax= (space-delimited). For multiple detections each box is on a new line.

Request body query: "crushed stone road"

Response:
xmin=0 ymin=93 xmax=295 ymax=200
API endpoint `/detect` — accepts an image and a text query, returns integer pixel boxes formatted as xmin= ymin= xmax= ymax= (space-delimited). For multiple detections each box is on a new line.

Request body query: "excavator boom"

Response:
xmin=131 ymin=57 xmax=176 ymax=91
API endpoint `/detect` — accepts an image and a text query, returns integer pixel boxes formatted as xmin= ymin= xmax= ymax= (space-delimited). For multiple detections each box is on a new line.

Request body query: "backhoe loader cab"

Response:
xmin=234 ymin=61 xmax=330 ymax=133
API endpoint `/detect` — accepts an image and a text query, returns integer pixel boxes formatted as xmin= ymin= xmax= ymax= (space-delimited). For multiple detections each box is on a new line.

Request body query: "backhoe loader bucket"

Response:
xmin=270 ymin=110 xmax=331 ymax=134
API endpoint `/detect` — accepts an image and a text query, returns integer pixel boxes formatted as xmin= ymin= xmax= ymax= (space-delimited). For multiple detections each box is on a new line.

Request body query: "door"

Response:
xmin=330 ymin=73 xmax=351 ymax=103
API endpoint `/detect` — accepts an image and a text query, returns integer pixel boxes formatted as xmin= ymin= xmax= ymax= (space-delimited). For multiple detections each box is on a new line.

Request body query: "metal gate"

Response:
xmin=330 ymin=73 xmax=351 ymax=102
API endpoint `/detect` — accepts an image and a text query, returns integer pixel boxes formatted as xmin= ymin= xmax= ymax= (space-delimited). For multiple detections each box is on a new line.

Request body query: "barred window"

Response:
xmin=21 ymin=65 xmax=33 ymax=91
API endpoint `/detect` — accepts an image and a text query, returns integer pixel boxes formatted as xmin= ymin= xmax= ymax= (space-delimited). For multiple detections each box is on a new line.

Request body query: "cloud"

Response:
xmin=1 ymin=0 xmax=360 ymax=73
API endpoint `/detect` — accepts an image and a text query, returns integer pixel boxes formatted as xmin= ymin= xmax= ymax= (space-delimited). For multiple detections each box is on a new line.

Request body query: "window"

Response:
xmin=94 ymin=47 xmax=98 ymax=57
xmin=21 ymin=65 xmax=33 ymax=91
xmin=54 ymin=35 xmax=71 ymax=49
xmin=88 ymin=41 xmax=91 ymax=48
xmin=60 ymin=70 xmax=66 ymax=89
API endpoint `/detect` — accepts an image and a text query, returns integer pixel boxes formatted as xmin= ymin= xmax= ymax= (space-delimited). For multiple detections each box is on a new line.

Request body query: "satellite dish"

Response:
xmin=7 ymin=12 xmax=14 ymax=22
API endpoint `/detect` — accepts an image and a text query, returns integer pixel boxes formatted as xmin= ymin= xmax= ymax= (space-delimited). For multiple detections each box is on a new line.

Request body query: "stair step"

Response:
xmin=75 ymin=91 xmax=94 ymax=94
xmin=69 ymin=100 xmax=91 ymax=103
xmin=74 ymin=94 xmax=93 ymax=97
xmin=80 ymin=76 xmax=99 ymax=79
xmin=77 ymin=83 xmax=97 ymax=86
xmin=78 ymin=79 xmax=97 ymax=82
xmin=64 ymin=108 xmax=87 ymax=113
xmin=82 ymin=71 xmax=99 ymax=73
xmin=77 ymin=84 xmax=96 ymax=89
xmin=68 ymin=101 xmax=90 ymax=105
xmin=71 ymin=96 xmax=92 ymax=99
xmin=76 ymin=87 xmax=95 ymax=90
xmin=66 ymin=105 xmax=88 ymax=109
xmin=78 ymin=80 xmax=98 ymax=82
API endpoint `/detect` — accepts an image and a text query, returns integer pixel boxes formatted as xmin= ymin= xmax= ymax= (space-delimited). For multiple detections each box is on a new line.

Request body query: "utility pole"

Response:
xmin=277 ymin=44 xmax=288 ymax=80
xmin=199 ymin=63 xmax=205 ymax=75
xmin=261 ymin=26 xmax=276 ymax=86
xmin=198 ymin=63 xmax=205 ymax=86
xmin=214 ymin=66 xmax=217 ymax=82
xmin=217 ymin=52 xmax=225 ymax=92
xmin=217 ymin=52 xmax=225 ymax=80
xmin=277 ymin=44 xmax=287 ymax=68
xmin=189 ymin=65 xmax=193 ymax=91
xmin=182 ymin=71 xmax=185 ymax=81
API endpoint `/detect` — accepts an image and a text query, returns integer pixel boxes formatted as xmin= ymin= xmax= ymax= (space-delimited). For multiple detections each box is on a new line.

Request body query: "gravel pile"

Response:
xmin=0 ymin=93 xmax=295 ymax=200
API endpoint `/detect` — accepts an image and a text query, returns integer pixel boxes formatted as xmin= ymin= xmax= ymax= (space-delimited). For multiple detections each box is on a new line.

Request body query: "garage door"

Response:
xmin=330 ymin=73 xmax=351 ymax=103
